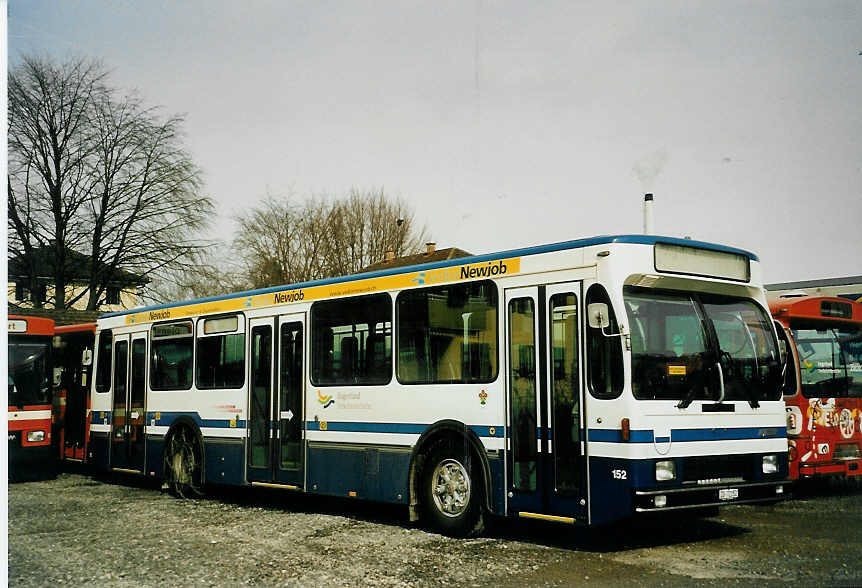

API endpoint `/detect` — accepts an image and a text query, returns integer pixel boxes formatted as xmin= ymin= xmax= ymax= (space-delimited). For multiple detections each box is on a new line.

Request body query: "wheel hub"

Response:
xmin=431 ymin=458 xmax=471 ymax=518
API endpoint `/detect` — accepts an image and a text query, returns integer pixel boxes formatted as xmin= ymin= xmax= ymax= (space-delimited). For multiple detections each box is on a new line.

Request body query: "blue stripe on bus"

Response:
xmin=141 ymin=413 xmax=505 ymax=438
xmin=306 ymin=421 xmax=505 ymax=438
xmin=100 ymin=234 xmax=759 ymax=319
xmin=672 ymin=426 xmax=787 ymax=442
xmin=588 ymin=427 xmax=786 ymax=443
xmin=146 ymin=411 xmax=246 ymax=429
xmin=138 ymin=415 xmax=785 ymax=444
xmin=588 ymin=429 xmax=655 ymax=443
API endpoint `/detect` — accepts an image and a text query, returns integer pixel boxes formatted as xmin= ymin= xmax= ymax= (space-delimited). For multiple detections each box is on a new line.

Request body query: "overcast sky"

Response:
xmin=9 ymin=1 xmax=861 ymax=283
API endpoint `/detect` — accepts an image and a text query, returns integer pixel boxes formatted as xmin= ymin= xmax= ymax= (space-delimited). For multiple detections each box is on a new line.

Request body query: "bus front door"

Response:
xmin=110 ymin=333 xmax=147 ymax=473
xmin=247 ymin=314 xmax=306 ymax=488
xmin=505 ymin=283 xmax=587 ymax=524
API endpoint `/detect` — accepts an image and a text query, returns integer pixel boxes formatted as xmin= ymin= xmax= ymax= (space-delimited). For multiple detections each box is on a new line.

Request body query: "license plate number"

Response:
xmin=718 ymin=488 xmax=739 ymax=501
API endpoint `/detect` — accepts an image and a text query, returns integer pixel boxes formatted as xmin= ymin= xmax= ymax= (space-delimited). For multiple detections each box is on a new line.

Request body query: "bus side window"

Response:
xmin=95 ymin=330 xmax=113 ymax=393
xmin=150 ymin=321 xmax=195 ymax=391
xmin=396 ymin=281 xmax=498 ymax=385
xmin=586 ymin=284 xmax=623 ymax=400
xmin=311 ymin=294 xmax=392 ymax=386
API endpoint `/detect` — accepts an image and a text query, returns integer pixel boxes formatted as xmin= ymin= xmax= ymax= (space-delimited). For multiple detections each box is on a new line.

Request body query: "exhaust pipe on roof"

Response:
xmin=643 ymin=193 xmax=655 ymax=235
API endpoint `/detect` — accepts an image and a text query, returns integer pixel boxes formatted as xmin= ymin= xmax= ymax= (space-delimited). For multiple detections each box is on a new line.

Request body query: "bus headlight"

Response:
xmin=655 ymin=460 xmax=676 ymax=481
xmin=26 ymin=430 xmax=46 ymax=442
xmin=762 ymin=454 xmax=778 ymax=474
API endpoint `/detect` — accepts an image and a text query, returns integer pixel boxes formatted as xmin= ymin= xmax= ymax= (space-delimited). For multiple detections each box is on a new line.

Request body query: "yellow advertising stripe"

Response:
xmin=126 ymin=257 xmax=521 ymax=325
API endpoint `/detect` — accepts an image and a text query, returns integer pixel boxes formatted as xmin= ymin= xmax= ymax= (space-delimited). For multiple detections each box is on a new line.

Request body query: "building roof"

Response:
xmin=7 ymin=304 xmax=102 ymax=326
xmin=361 ymin=247 xmax=473 ymax=273
xmin=8 ymin=245 xmax=147 ymax=286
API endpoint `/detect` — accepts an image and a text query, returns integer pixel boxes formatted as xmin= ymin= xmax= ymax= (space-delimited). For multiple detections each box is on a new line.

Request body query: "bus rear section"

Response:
xmin=8 ymin=315 xmax=56 ymax=482
xmin=53 ymin=323 xmax=97 ymax=464
xmin=770 ymin=296 xmax=862 ymax=481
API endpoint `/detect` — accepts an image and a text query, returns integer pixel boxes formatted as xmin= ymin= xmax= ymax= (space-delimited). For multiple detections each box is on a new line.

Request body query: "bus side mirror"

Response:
xmin=588 ymin=303 xmax=610 ymax=329
xmin=82 ymin=348 xmax=93 ymax=367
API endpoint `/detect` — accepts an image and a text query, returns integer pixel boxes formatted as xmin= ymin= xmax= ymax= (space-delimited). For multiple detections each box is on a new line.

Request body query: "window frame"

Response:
xmin=790 ymin=324 xmax=862 ymax=399
xmin=586 ymin=283 xmax=624 ymax=400
xmin=95 ymin=330 xmax=114 ymax=393
xmin=195 ymin=313 xmax=246 ymax=390
xmin=774 ymin=321 xmax=798 ymax=397
xmin=507 ymin=296 xmax=538 ymax=493
xmin=623 ymin=286 xmax=783 ymax=403
xmin=395 ymin=279 xmax=499 ymax=385
xmin=149 ymin=319 xmax=195 ymax=391
xmin=105 ymin=286 xmax=121 ymax=305
xmin=548 ymin=291 xmax=582 ymax=494
xmin=310 ymin=293 xmax=393 ymax=387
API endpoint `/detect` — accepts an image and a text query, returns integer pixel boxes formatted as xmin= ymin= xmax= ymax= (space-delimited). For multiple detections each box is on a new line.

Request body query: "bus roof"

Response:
xmin=770 ymin=296 xmax=862 ymax=324
xmin=54 ymin=322 xmax=98 ymax=335
xmin=101 ymin=234 xmax=759 ymax=320
xmin=8 ymin=315 xmax=55 ymax=336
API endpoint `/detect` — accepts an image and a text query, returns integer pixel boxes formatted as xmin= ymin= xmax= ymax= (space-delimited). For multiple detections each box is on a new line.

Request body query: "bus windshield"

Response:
xmin=792 ymin=326 xmax=862 ymax=398
xmin=625 ymin=290 xmax=782 ymax=403
xmin=8 ymin=340 xmax=51 ymax=406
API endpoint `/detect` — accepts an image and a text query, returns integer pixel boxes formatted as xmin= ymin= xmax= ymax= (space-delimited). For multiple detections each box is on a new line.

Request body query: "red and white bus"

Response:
xmin=771 ymin=297 xmax=862 ymax=480
xmin=53 ymin=323 xmax=97 ymax=464
xmin=8 ymin=315 xmax=56 ymax=481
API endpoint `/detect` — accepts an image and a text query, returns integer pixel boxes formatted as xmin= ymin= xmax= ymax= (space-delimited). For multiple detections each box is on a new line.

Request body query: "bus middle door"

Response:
xmin=247 ymin=314 xmax=306 ymax=489
xmin=110 ymin=332 xmax=147 ymax=473
xmin=505 ymin=283 xmax=587 ymax=524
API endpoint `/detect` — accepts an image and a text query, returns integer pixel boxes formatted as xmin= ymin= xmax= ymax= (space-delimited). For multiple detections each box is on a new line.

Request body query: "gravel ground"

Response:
xmin=8 ymin=473 xmax=862 ymax=587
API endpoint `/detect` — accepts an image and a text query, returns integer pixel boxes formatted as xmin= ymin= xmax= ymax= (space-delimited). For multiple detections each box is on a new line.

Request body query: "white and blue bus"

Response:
xmin=87 ymin=235 xmax=788 ymax=536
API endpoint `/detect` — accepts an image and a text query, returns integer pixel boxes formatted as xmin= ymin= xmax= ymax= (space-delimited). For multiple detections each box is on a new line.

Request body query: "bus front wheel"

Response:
xmin=421 ymin=440 xmax=484 ymax=537
xmin=165 ymin=426 xmax=203 ymax=499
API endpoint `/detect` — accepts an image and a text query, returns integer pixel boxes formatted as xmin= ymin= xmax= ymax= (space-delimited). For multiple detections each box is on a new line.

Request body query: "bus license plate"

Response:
xmin=718 ymin=488 xmax=739 ymax=501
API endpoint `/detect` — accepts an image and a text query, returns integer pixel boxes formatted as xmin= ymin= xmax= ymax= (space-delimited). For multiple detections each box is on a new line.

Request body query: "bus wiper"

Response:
xmin=678 ymin=354 xmax=712 ymax=409
xmin=677 ymin=385 xmax=701 ymax=409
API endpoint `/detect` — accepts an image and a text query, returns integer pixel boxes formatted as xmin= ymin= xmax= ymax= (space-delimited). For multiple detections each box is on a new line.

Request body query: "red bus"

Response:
xmin=53 ymin=323 xmax=97 ymax=464
xmin=8 ymin=315 xmax=56 ymax=481
xmin=771 ymin=297 xmax=862 ymax=480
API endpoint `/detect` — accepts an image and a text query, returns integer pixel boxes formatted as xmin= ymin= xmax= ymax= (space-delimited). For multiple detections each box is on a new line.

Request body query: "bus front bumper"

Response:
xmin=799 ymin=458 xmax=862 ymax=478
xmin=633 ymin=480 xmax=789 ymax=513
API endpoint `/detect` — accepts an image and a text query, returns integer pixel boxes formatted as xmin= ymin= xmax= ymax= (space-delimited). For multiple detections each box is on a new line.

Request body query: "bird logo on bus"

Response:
xmin=317 ymin=391 xmax=334 ymax=409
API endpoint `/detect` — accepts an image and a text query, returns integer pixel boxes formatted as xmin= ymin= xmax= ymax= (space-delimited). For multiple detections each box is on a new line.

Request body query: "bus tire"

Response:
xmin=421 ymin=440 xmax=484 ymax=537
xmin=164 ymin=426 xmax=203 ymax=499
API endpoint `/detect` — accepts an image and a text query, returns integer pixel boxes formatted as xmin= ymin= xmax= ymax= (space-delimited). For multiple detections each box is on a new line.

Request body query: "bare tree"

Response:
xmin=81 ymin=90 xmax=213 ymax=309
xmin=324 ymin=188 xmax=426 ymax=276
xmin=233 ymin=192 xmax=331 ymax=288
xmin=234 ymin=189 xmax=428 ymax=289
xmin=8 ymin=55 xmax=214 ymax=310
xmin=8 ymin=56 xmax=107 ymax=307
xmin=147 ymin=243 xmax=245 ymax=303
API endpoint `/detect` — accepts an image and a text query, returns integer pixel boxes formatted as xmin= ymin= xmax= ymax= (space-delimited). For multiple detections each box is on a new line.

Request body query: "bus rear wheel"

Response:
xmin=421 ymin=441 xmax=484 ymax=537
xmin=165 ymin=426 xmax=203 ymax=499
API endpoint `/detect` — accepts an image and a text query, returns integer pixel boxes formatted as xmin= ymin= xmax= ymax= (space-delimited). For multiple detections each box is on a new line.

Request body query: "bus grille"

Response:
xmin=682 ymin=455 xmax=751 ymax=484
